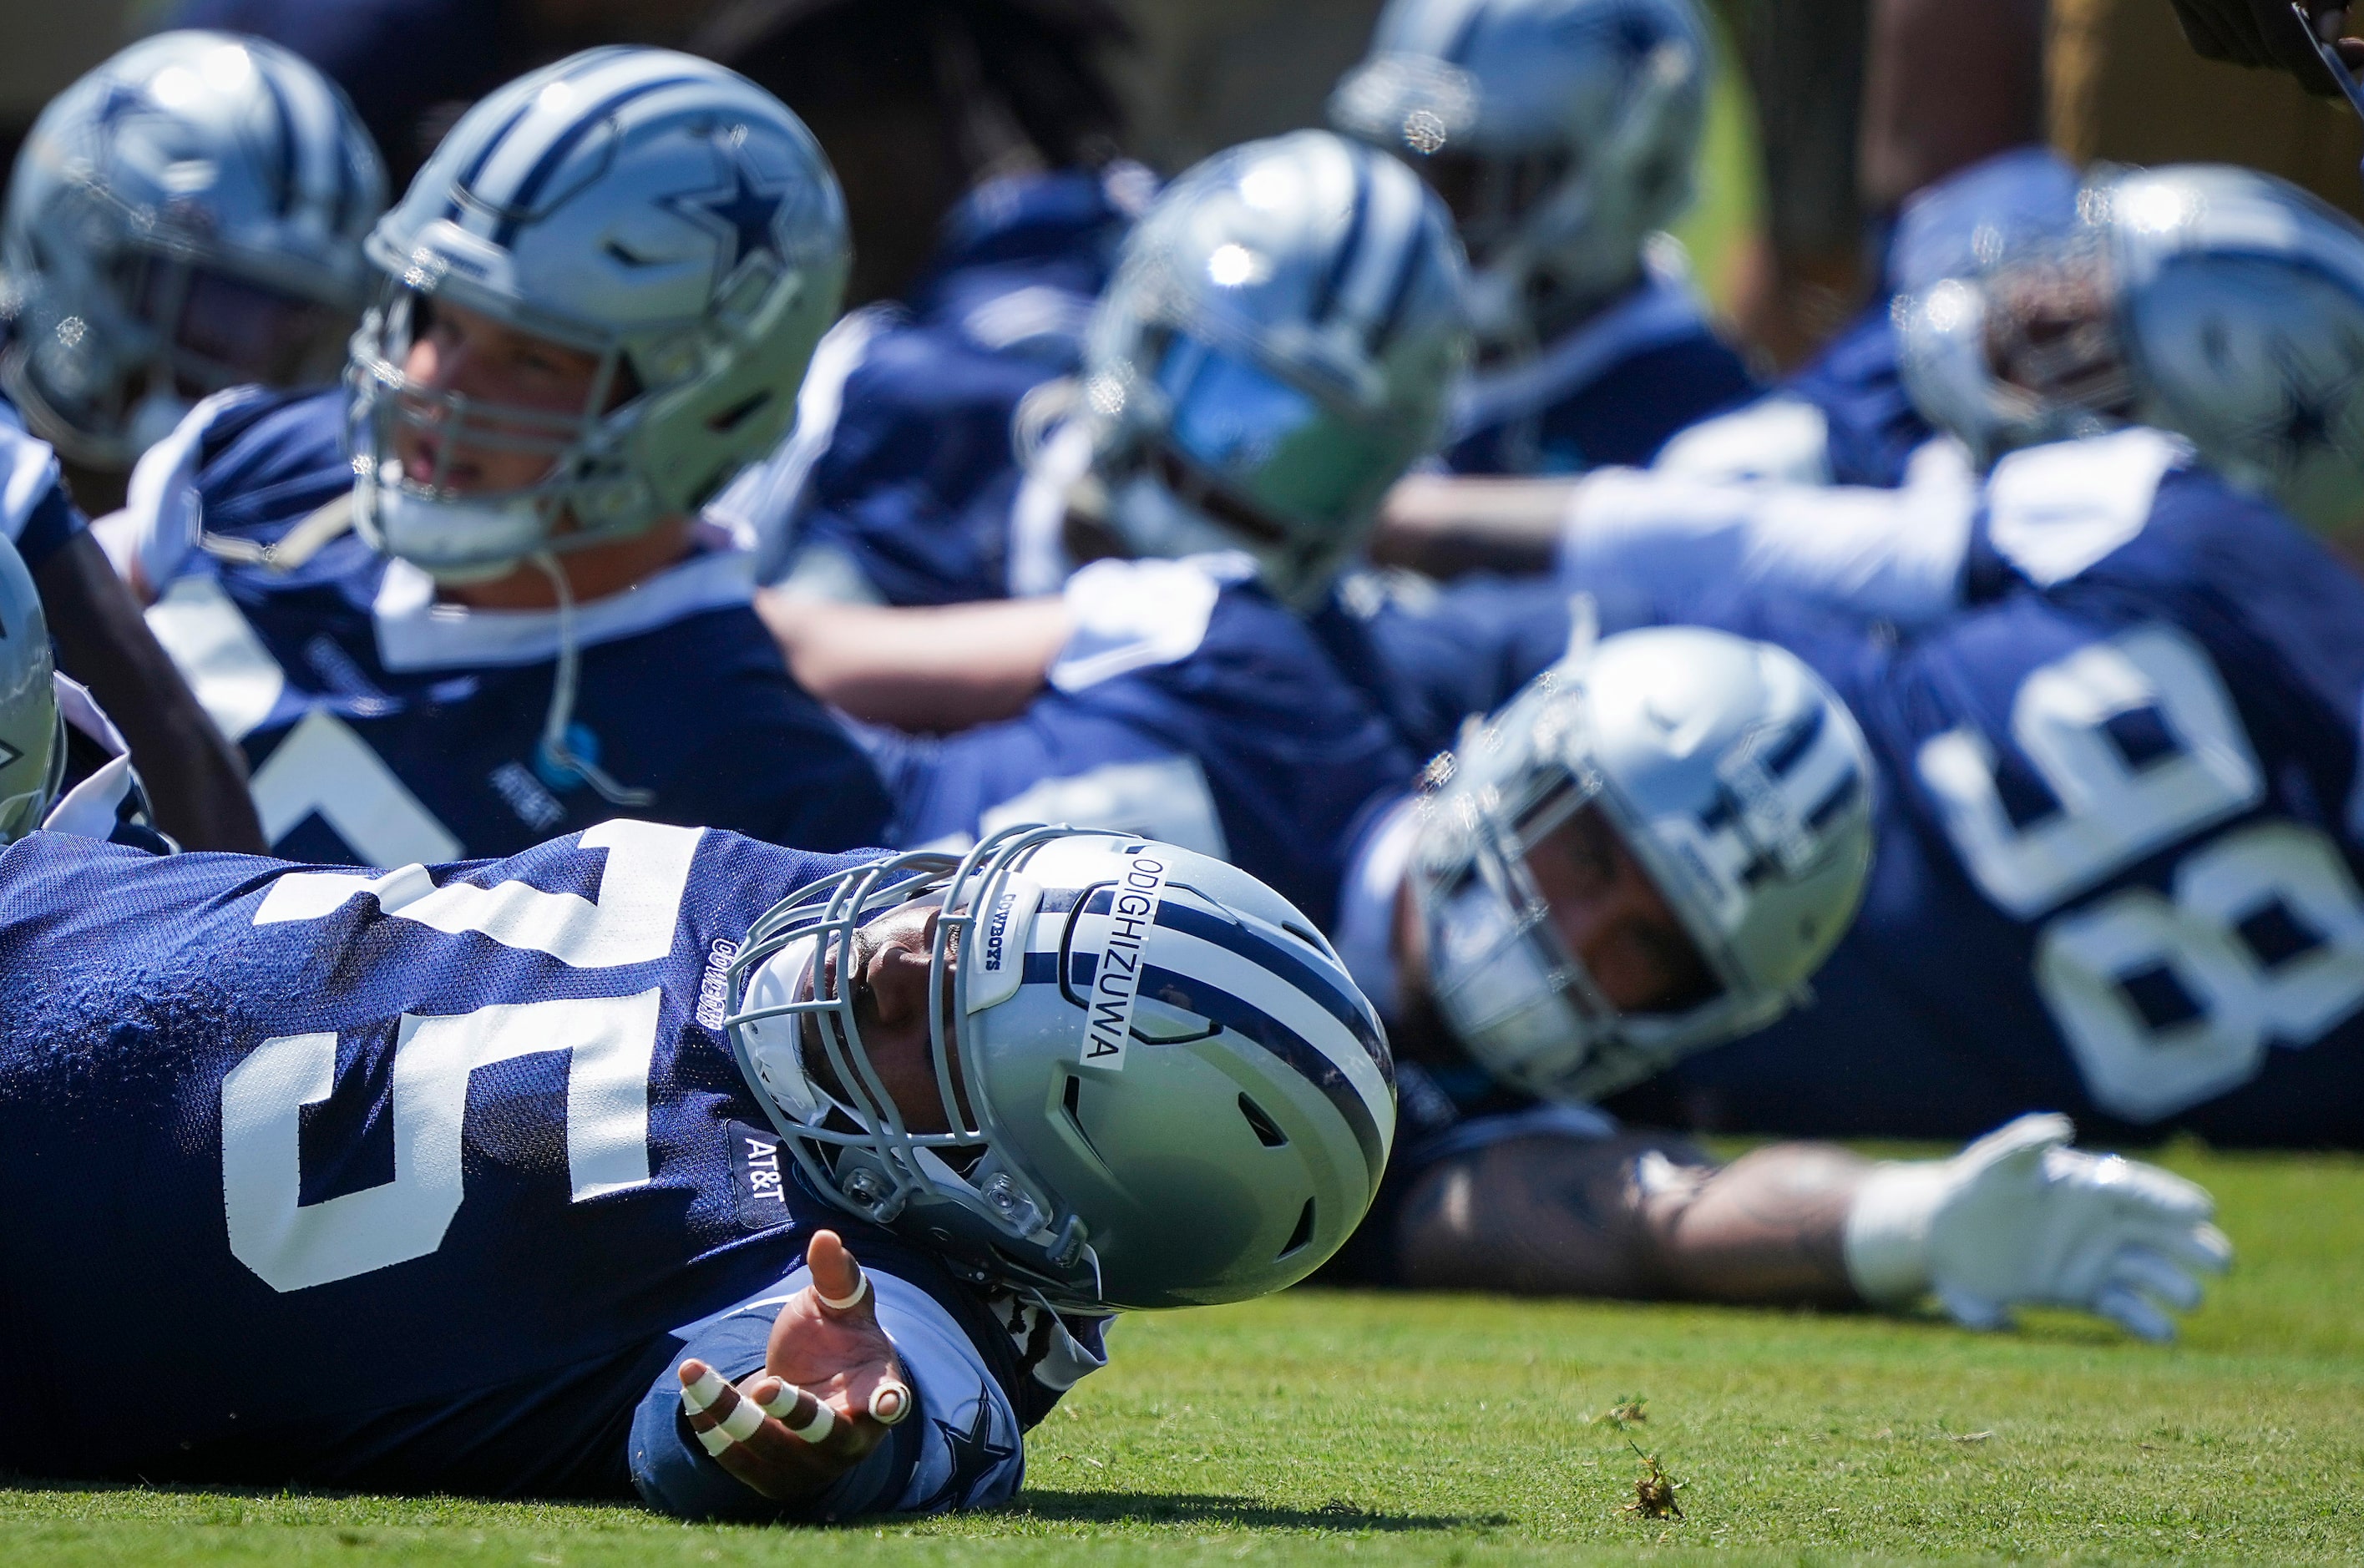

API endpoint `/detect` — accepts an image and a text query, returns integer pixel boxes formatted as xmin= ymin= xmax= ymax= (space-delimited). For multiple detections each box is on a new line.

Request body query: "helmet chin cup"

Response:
xmin=357 ymin=468 xmax=549 ymax=578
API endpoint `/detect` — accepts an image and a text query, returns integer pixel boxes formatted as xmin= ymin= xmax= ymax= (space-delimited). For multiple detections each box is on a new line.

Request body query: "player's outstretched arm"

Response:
xmin=630 ymin=1229 xmax=1029 ymax=1522
xmin=1390 ymin=1118 xmax=2230 ymax=1339
xmin=757 ymin=593 xmax=1075 ymax=733
xmin=1845 ymin=1112 xmax=2233 ymax=1342
xmin=664 ymin=1231 xmax=912 ymax=1509
xmin=1369 ymin=474 xmax=1579 ymax=580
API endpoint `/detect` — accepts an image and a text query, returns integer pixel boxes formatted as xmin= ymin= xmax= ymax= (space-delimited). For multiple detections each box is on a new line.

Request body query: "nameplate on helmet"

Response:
xmin=964 ymin=873 xmax=1042 ymax=1014
xmin=1077 ymin=847 xmax=1170 ymax=1070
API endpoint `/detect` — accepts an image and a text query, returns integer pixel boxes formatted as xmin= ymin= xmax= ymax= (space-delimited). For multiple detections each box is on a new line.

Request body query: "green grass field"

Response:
xmin=6 ymin=1141 xmax=2361 ymax=1565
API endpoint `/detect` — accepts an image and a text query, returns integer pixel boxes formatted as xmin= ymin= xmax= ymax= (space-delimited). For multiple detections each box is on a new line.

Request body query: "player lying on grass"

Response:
xmin=101 ymin=48 xmax=893 ymax=866
xmin=0 ymin=817 xmax=1390 ymax=1519
xmin=748 ymin=138 xmax=2230 ymax=1338
xmin=1319 ymin=624 xmax=2230 ymax=1341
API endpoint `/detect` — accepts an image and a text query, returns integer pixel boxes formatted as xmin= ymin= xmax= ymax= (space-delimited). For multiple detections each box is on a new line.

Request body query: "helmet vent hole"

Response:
xmin=706 ymin=390 xmax=772 ymax=432
xmin=1238 ymin=1094 xmax=1288 ymax=1148
xmin=1279 ymin=1197 xmax=1316 ymax=1259
xmin=1062 ymin=1074 xmax=1104 ymax=1159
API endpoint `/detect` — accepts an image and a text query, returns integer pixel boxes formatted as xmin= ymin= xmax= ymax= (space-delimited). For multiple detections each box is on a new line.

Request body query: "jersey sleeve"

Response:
xmin=0 ymin=406 xmax=84 ymax=573
xmin=626 ymin=1266 xmax=1025 ymax=1523
xmin=1558 ymin=458 xmax=1978 ymax=635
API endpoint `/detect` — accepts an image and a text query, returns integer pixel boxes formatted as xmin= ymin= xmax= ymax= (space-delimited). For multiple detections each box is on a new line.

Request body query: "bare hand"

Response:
xmin=676 ymin=1230 xmax=914 ymax=1502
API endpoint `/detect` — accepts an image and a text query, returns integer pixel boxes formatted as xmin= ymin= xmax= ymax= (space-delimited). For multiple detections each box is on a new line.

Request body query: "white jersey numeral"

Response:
xmin=249 ymin=708 xmax=464 ymax=866
xmin=253 ymin=818 xmax=701 ymax=969
xmin=1917 ymin=625 xmax=2263 ymax=919
xmin=221 ymin=989 xmax=663 ymax=1292
xmin=2036 ymin=822 xmax=2364 ymax=1121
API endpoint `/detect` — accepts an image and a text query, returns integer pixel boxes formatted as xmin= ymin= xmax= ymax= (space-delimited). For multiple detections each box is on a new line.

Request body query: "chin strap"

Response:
xmin=531 ymin=550 xmax=656 ymax=810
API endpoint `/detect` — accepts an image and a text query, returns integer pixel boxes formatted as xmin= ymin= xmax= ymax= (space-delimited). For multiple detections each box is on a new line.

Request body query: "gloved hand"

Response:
xmin=1843 ymin=1113 xmax=2233 ymax=1342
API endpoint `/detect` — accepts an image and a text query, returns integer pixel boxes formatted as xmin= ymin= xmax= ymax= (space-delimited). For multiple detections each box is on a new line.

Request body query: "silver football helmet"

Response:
xmin=1412 ymin=627 xmax=1874 ymax=1103
xmin=1899 ymin=163 xmax=2364 ymax=532
xmin=347 ymin=47 xmax=849 ymax=577
xmin=724 ymin=824 xmax=1395 ymax=1312
xmin=0 ymin=531 xmax=63 ymax=844
xmin=1329 ymin=0 xmax=1710 ymax=341
xmin=1078 ymin=130 xmax=1468 ymax=607
xmin=0 ymin=31 xmax=384 ymax=468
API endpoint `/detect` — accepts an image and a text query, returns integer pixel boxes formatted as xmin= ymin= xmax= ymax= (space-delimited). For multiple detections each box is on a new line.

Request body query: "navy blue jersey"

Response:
xmin=904 ymin=164 xmax=1150 ymax=358
xmin=0 ymin=395 xmax=89 ymax=571
xmin=1442 ymin=272 xmax=1757 ymax=477
xmin=1779 ymin=304 xmax=1931 ymax=489
xmin=776 ymin=318 xmax=1050 ymax=606
xmin=1649 ymin=452 xmax=2364 ymax=1146
xmin=1316 ymin=571 xmax=1584 ymax=765
xmin=0 ymin=824 xmax=1101 ymax=1514
xmin=130 ymin=389 xmax=888 ymax=863
xmin=871 ymin=556 xmax=1415 ymax=931
xmin=732 ymin=167 xmax=1149 ymax=604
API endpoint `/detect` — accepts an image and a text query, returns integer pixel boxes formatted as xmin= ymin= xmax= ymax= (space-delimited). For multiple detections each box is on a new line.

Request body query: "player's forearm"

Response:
xmin=759 ymin=591 xmax=1075 ymax=733
xmin=1629 ymin=1141 xmax=1872 ymax=1308
xmin=1369 ymin=475 xmax=1576 ymax=579
xmin=35 ymin=532 xmax=266 ymax=852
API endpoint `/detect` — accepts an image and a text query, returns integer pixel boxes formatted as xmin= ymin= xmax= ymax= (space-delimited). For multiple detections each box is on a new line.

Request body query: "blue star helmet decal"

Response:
xmin=666 ymin=134 xmax=787 ymax=286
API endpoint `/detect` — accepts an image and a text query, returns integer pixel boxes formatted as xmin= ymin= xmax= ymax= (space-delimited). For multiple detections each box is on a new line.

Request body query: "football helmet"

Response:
xmin=347 ymin=47 xmax=849 ymax=577
xmin=1899 ymin=163 xmax=2364 ymax=533
xmin=1329 ymin=0 xmax=1710 ymax=342
xmin=1077 ymin=130 xmax=1468 ymax=607
xmin=1411 ymin=626 xmax=1874 ymax=1103
xmin=724 ymin=824 xmax=1396 ymax=1312
xmin=0 ymin=32 xmax=384 ymax=468
xmin=0 ymin=531 xmax=63 ymax=845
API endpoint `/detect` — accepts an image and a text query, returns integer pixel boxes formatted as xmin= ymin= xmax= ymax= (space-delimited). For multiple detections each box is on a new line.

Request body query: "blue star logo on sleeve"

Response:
xmin=665 ymin=139 xmax=787 ymax=285
xmin=914 ymin=1383 xmax=1016 ymax=1513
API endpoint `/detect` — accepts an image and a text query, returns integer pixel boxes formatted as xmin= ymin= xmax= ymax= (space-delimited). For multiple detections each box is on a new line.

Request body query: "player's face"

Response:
xmin=804 ymin=898 xmax=970 ymax=1136
xmin=1982 ymin=253 xmax=2133 ymax=417
xmin=392 ymin=298 xmax=605 ymax=495
xmin=1526 ymin=802 xmax=1718 ymax=1015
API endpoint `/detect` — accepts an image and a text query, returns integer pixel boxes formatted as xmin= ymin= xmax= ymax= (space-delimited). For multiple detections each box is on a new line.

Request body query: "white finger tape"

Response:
xmin=869 ymin=1383 xmax=911 ymax=1425
xmin=681 ymin=1367 xmax=728 ymax=1414
xmin=815 ymin=1270 xmax=871 ymax=1313
xmin=695 ymin=1424 xmax=735 ymax=1457
xmin=789 ymin=1399 xmax=836 ymax=1445
xmin=718 ymin=1397 xmax=767 ymax=1443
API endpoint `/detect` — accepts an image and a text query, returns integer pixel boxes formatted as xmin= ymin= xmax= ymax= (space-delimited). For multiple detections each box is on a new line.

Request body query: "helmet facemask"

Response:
xmin=726 ymin=826 xmax=1103 ymax=1306
xmin=1415 ymin=701 xmax=1748 ymax=1104
xmin=1096 ymin=324 xmax=1406 ymax=604
xmin=1900 ymin=234 xmax=2134 ymax=468
xmin=347 ymin=286 xmax=663 ymax=583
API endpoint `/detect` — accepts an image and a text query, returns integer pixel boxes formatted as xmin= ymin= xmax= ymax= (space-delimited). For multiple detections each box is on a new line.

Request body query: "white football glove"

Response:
xmin=1842 ymin=1112 xmax=2233 ymax=1342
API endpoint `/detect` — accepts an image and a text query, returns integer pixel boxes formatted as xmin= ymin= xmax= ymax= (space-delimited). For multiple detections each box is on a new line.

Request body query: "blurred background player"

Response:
xmin=767 ymin=130 xmax=1467 ymax=928
xmin=1319 ymin=626 xmax=2230 ymax=1342
xmin=1327 ymin=0 xmax=1754 ymax=477
xmin=0 ymin=31 xmax=387 ymax=848
xmin=0 ymin=817 xmax=1392 ymax=1517
xmin=107 ymin=48 xmax=892 ymax=865
xmin=1391 ymin=165 xmax=2364 ymax=1147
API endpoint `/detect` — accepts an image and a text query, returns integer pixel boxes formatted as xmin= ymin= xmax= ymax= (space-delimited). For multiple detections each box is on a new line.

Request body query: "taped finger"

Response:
xmin=816 ymin=1263 xmax=872 ymax=1313
xmin=869 ymin=1380 xmax=911 ymax=1425
xmin=759 ymin=1380 xmax=838 ymax=1445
